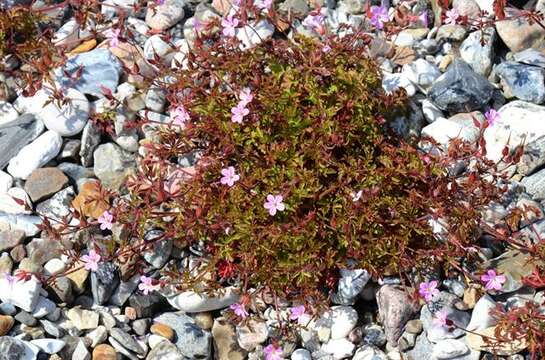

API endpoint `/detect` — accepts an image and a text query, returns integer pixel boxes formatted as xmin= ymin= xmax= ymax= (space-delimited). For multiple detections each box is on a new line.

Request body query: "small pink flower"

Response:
xmin=98 ymin=211 xmax=114 ymax=231
xmin=484 ymin=109 xmax=500 ymax=127
xmin=444 ymin=9 xmax=459 ymax=25
xmin=138 ymin=276 xmax=161 ymax=295
xmin=231 ymin=102 xmax=249 ymax=123
xmin=255 ymin=0 xmax=273 ymax=10
xmin=264 ymin=194 xmax=285 ymax=216
xmin=419 ymin=280 xmax=440 ymax=302
xmin=322 ymin=44 xmax=332 ymax=53
xmin=155 ymin=0 xmax=165 ymax=5
xmin=239 ymin=88 xmax=253 ymax=105
xmin=418 ymin=12 xmax=429 ymax=28
xmin=105 ymin=28 xmax=121 ymax=48
xmin=220 ymin=166 xmax=240 ymax=187
xmin=193 ymin=17 xmax=204 ymax=32
xmin=264 ymin=344 xmax=283 ymax=360
xmin=289 ymin=305 xmax=311 ymax=324
xmin=230 ymin=303 xmax=249 ymax=318
xmin=433 ymin=309 xmax=449 ymax=327
xmin=81 ymin=250 xmax=101 ymax=272
xmin=302 ymin=12 xmax=325 ymax=31
xmin=370 ymin=5 xmax=389 ymax=30
xmin=481 ymin=269 xmax=506 ymax=291
xmin=221 ymin=15 xmax=239 ymax=37
xmin=4 ymin=273 xmax=16 ymax=289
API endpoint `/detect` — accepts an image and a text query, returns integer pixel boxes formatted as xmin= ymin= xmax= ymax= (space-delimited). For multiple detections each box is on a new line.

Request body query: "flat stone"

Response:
xmin=54 ymin=49 xmax=122 ymax=97
xmin=71 ymin=180 xmax=109 ymax=219
xmin=0 ymin=230 xmax=25 ymax=252
xmin=80 ymin=122 xmax=101 ymax=167
xmin=145 ymin=0 xmax=185 ymax=30
xmin=154 ymin=312 xmax=212 ymax=359
xmin=7 ymin=130 xmax=62 ymax=180
xmin=91 ymin=262 xmax=119 ymax=305
xmin=109 ymin=328 xmax=145 ymax=355
xmin=0 ymin=114 xmax=44 ymax=171
xmin=428 ymin=60 xmax=494 ymax=113
xmin=0 ymin=336 xmax=37 ymax=360
xmin=236 ymin=319 xmax=268 ymax=351
xmin=30 ymin=296 xmax=56 ymax=318
xmin=165 ymin=286 xmax=239 ymax=313
xmin=0 ymin=172 xmax=12 ymax=193
xmin=92 ymin=344 xmax=117 ymax=360
xmin=496 ymin=12 xmax=545 ymax=53
xmin=24 ymin=168 xmax=69 ymax=202
xmin=0 ymin=187 xmax=32 ymax=215
xmin=47 ymin=276 xmax=74 ymax=304
xmin=483 ymin=250 xmax=538 ymax=292
xmin=29 ymin=339 xmax=65 ymax=354
xmin=466 ymin=326 xmax=527 ymax=355
xmin=0 ymin=276 xmax=41 ymax=312
xmin=0 ymin=316 xmax=14 ymax=336
xmin=36 ymin=186 xmax=75 ymax=222
xmin=146 ymin=340 xmax=185 ymax=360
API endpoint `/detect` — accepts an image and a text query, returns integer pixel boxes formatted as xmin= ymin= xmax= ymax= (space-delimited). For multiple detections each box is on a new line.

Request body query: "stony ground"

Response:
xmin=1 ymin=0 xmax=545 ymax=359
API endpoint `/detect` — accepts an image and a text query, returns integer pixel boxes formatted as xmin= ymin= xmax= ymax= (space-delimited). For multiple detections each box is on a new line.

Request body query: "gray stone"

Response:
xmin=495 ymin=62 xmax=545 ymax=104
xmin=79 ymin=122 xmax=101 ymax=167
xmin=429 ymin=60 xmax=494 ymax=112
xmin=14 ymin=311 xmax=37 ymax=326
xmin=376 ymin=285 xmax=419 ymax=345
xmin=0 ymin=336 xmax=35 ymax=360
xmin=146 ymin=340 xmax=185 ymax=360
xmin=59 ymin=139 xmax=81 ymax=161
xmin=132 ymin=318 xmax=150 ymax=336
xmin=35 ymin=187 xmax=76 ymax=222
xmin=460 ymin=27 xmax=495 ymax=76
xmin=0 ymin=213 xmax=41 ymax=237
xmin=57 ymin=163 xmax=95 ymax=186
xmin=109 ymin=274 xmax=140 ymax=307
xmin=513 ymin=48 xmax=545 ymax=68
xmin=40 ymin=319 xmax=64 ymax=338
xmin=404 ymin=333 xmax=433 ymax=360
xmin=522 ymin=168 xmax=545 ymax=200
xmin=47 ymin=276 xmax=74 ymax=304
xmin=143 ymin=230 xmax=173 ymax=269
xmin=436 ymin=25 xmax=467 ymax=42
xmin=26 ymin=237 xmax=66 ymax=266
xmin=421 ymin=292 xmax=470 ymax=342
xmin=71 ymin=340 xmax=91 ymax=360
xmin=0 ymin=114 xmax=44 ymax=170
xmin=0 ymin=230 xmax=25 ymax=252
xmin=109 ymin=328 xmax=145 ymax=355
xmin=93 ymin=143 xmax=136 ymax=191
xmin=91 ymin=262 xmax=119 ymax=305
xmin=24 ymin=167 xmax=69 ymax=202
xmin=129 ymin=293 xmax=166 ymax=318
xmin=145 ymin=87 xmax=166 ymax=113
xmin=154 ymin=312 xmax=212 ymax=359
xmin=54 ymin=49 xmax=122 ymax=97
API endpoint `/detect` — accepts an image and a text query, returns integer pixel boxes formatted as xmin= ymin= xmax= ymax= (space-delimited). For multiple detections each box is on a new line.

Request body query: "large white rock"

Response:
xmin=421 ymin=117 xmax=480 ymax=148
xmin=165 ymin=286 xmax=240 ymax=312
xmin=485 ymin=101 xmax=545 ymax=175
xmin=466 ymin=294 xmax=498 ymax=331
xmin=29 ymin=339 xmax=66 ymax=354
xmin=321 ymin=338 xmax=356 ymax=359
xmin=37 ymin=88 xmax=89 ymax=136
xmin=402 ymin=59 xmax=441 ymax=90
xmin=236 ymin=21 xmax=275 ymax=50
xmin=7 ymin=131 xmax=63 ymax=179
xmin=13 ymin=88 xmax=51 ymax=114
xmin=432 ymin=339 xmax=470 ymax=359
xmin=0 ymin=187 xmax=32 ymax=214
xmin=0 ymin=101 xmax=19 ymax=126
xmin=0 ymin=275 xmax=42 ymax=312
xmin=0 ymin=171 xmax=13 ymax=193
xmin=315 ymin=306 xmax=358 ymax=341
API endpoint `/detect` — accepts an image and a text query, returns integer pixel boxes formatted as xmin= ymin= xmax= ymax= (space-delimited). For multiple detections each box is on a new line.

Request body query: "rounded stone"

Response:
xmin=92 ymin=344 xmax=117 ymax=360
xmin=0 ymin=315 xmax=14 ymax=335
xmin=38 ymin=88 xmax=89 ymax=136
xmin=150 ymin=323 xmax=175 ymax=341
xmin=24 ymin=167 xmax=69 ymax=202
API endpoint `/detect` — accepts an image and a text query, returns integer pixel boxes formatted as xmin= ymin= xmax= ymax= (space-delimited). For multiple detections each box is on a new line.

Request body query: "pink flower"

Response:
xmin=445 ymin=9 xmax=459 ymax=25
xmin=484 ymin=109 xmax=500 ymax=127
xmin=221 ymin=15 xmax=239 ymax=37
xmin=138 ymin=276 xmax=161 ymax=295
xmin=231 ymin=102 xmax=249 ymax=123
xmin=239 ymin=88 xmax=253 ymax=105
xmin=481 ymin=269 xmax=506 ymax=291
xmin=220 ymin=166 xmax=240 ymax=187
xmin=81 ymin=250 xmax=101 ymax=272
xmin=4 ymin=273 xmax=16 ymax=289
xmin=98 ymin=211 xmax=114 ymax=231
xmin=193 ymin=17 xmax=204 ymax=32
xmin=419 ymin=280 xmax=440 ymax=302
xmin=370 ymin=5 xmax=389 ymax=29
xmin=255 ymin=0 xmax=273 ymax=10
xmin=418 ymin=12 xmax=429 ymax=28
xmin=433 ymin=309 xmax=449 ymax=327
xmin=171 ymin=105 xmax=191 ymax=126
xmin=264 ymin=344 xmax=283 ymax=360
xmin=229 ymin=303 xmax=249 ymax=318
xmin=302 ymin=13 xmax=324 ymax=31
xmin=322 ymin=44 xmax=332 ymax=53
xmin=105 ymin=28 xmax=121 ymax=48
xmin=155 ymin=0 xmax=165 ymax=4
xmin=289 ymin=305 xmax=311 ymax=324
xmin=264 ymin=194 xmax=285 ymax=216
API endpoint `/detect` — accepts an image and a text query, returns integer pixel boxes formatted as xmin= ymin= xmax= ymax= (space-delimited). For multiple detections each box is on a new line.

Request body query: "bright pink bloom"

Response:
xmin=433 ymin=309 xmax=449 ymax=327
xmin=419 ymin=12 xmax=429 ymax=28
xmin=445 ymin=9 xmax=459 ymax=25
xmin=419 ymin=280 xmax=440 ymax=302
xmin=239 ymin=88 xmax=253 ymax=105
xmin=370 ymin=5 xmax=389 ymax=29
xmin=289 ymin=305 xmax=311 ymax=324
xmin=264 ymin=194 xmax=285 ymax=216
xmin=105 ymin=28 xmax=121 ymax=48
xmin=81 ymin=250 xmax=101 ymax=272
xmin=231 ymin=102 xmax=249 ymax=123
xmin=171 ymin=105 xmax=191 ymax=126
xmin=302 ymin=13 xmax=324 ymax=31
xmin=220 ymin=166 xmax=240 ymax=187
xmin=193 ymin=17 xmax=204 ymax=32
xmin=264 ymin=344 xmax=283 ymax=360
xmin=98 ymin=211 xmax=114 ymax=231
xmin=155 ymin=0 xmax=165 ymax=4
xmin=322 ymin=44 xmax=332 ymax=53
xmin=221 ymin=15 xmax=239 ymax=37
xmin=230 ymin=303 xmax=249 ymax=318
xmin=481 ymin=269 xmax=506 ymax=291
xmin=138 ymin=276 xmax=161 ymax=295
xmin=484 ymin=109 xmax=500 ymax=126
xmin=4 ymin=273 xmax=16 ymax=289
xmin=255 ymin=0 xmax=273 ymax=10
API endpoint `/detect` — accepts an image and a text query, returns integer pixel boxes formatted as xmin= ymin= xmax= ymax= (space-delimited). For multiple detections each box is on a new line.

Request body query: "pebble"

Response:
xmin=93 ymin=143 xmax=136 ymax=191
xmin=460 ymin=27 xmax=495 ymax=76
xmin=154 ymin=312 xmax=212 ymax=358
xmin=466 ymin=294 xmax=497 ymax=331
xmin=72 ymin=340 xmax=91 ymax=360
xmin=466 ymin=326 xmax=527 ymax=355
xmin=145 ymin=0 xmax=185 ymax=30
xmin=0 ymin=276 xmax=41 ymax=312
xmin=30 ymin=296 xmax=56 ymax=318
xmin=150 ymin=323 xmax=175 ymax=341
xmin=291 ymin=348 xmax=312 ymax=360
xmin=0 ymin=114 xmax=45 ymax=171
xmin=495 ymin=62 xmax=545 ymax=104
xmin=0 ymin=230 xmax=25 ymax=252
xmin=321 ymin=337 xmax=355 ymax=359
xmin=496 ymin=14 xmax=545 ymax=53
xmin=0 ymin=315 xmax=14 ymax=335
xmin=146 ymin=340 xmax=185 ymax=360
xmin=332 ymin=269 xmax=370 ymax=305
xmin=66 ymin=308 xmax=99 ymax=330
xmin=0 ymin=171 xmax=13 ymax=193
xmin=165 ymin=286 xmax=239 ymax=312
xmin=0 ymin=336 xmax=38 ymax=360
xmin=29 ymin=338 xmax=66 ymax=354
xmin=376 ymin=285 xmax=419 ymax=345
xmin=212 ymin=318 xmax=246 ymax=360
xmin=54 ymin=49 xmax=122 ymax=97
xmin=85 ymin=326 xmax=108 ymax=347
xmin=92 ymin=344 xmax=117 ymax=360
xmin=7 ymin=130 xmax=62 ymax=180
xmin=432 ymin=339 xmax=469 ymax=359
xmin=402 ymin=58 xmax=441 ymax=90
xmin=382 ymin=72 xmax=417 ymax=97
xmin=37 ymin=88 xmax=89 ymax=136
xmin=236 ymin=319 xmax=269 ymax=351
xmin=24 ymin=168 xmax=69 ymax=203
xmin=109 ymin=328 xmax=145 ymax=355
xmin=91 ymin=262 xmax=119 ymax=305
xmin=428 ymin=59 xmax=494 ymax=113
